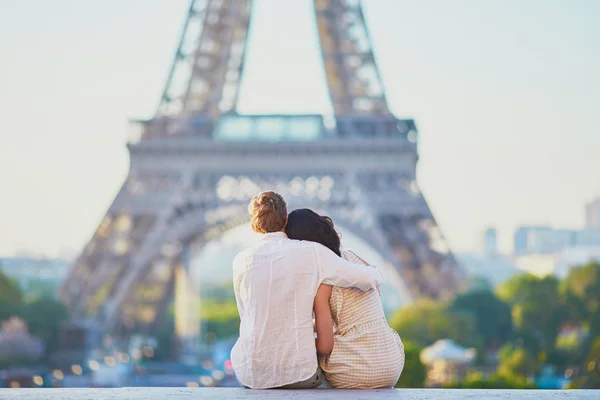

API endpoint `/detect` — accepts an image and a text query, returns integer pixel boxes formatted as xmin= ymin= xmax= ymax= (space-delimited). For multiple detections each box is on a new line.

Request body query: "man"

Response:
xmin=231 ymin=190 xmax=383 ymax=389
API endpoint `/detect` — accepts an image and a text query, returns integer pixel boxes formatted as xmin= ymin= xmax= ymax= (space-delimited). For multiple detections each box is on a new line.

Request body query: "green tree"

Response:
xmin=451 ymin=290 xmax=512 ymax=350
xmin=0 ymin=298 xmax=23 ymax=324
xmin=198 ymin=298 xmax=240 ymax=341
xmin=200 ymin=281 xmax=236 ymax=301
xmin=561 ymin=262 xmax=600 ymax=336
xmin=550 ymin=262 xmax=600 ymax=369
xmin=389 ymin=299 xmax=481 ymax=349
xmin=497 ymin=274 xmax=558 ymax=304
xmin=497 ymin=274 xmax=563 ymax=354
xmin=466 ymin=275 xmax=494 ymax=292
xmin=497 ymin=343 xmax=539 ymax=378
xmin=395 ymin=340 xmax=427 ymax=388
xmin=0 ymin=270 xmax=23 ymax=326
xmin=21 ymin=279 xmax=60 ymax=301
xmin=581 ymin=335 xmax=600 ymax=388
xmin=155 ymin=309 xmax=176 ymax=361
xmin=561 ymin=262 xmax=600 ymax=307
xmin=0 ymin=269 xmax=22 ymax=303
xmin=20 ymin=297 xmax=68 ymax=357
xmin=567 ymin=335 xmax=600 ymax=389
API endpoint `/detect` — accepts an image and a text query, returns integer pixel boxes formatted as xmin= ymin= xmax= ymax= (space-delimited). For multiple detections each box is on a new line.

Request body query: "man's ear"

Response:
xmin=251 ymin=223 xmax=258 ymax=233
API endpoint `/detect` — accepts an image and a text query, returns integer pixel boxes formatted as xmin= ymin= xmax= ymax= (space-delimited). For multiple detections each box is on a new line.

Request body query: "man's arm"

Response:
xmin=232 ymin=253 xmax=246 ymax=317
xmin=315 ymin=243 xmax=383 ymax=291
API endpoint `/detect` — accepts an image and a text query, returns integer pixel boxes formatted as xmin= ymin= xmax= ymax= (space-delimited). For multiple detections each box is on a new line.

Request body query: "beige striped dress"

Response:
xmin=319 ymin=249 xmax=405 ymax=389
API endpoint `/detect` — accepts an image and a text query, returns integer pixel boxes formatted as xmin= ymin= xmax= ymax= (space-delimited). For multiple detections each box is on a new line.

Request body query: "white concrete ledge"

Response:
xmin=0 ymin=388 xmax=597 ymax=399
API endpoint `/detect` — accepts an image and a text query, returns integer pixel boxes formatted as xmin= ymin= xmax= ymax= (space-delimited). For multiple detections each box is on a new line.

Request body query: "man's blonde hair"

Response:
xmin=248 ymin=191 xmax=287 ymax=233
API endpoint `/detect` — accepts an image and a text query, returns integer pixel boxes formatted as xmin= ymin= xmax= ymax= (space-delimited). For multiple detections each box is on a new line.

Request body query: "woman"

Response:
xmin=285 ymin=208 xmax=405 ymax=389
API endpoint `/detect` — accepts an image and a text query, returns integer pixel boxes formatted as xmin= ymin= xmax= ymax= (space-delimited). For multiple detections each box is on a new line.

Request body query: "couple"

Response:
xmin=231 ymin=191 xmax=405 ymax=389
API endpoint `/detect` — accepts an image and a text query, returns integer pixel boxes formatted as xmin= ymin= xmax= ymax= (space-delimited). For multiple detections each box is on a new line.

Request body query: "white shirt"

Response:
xmin=230 ymin=231 xmax=383 ymax=389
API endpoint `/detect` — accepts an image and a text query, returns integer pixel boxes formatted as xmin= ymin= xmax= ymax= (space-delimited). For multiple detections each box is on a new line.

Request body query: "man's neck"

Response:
xmin=261 ymin=231 xmax=287 ymax=238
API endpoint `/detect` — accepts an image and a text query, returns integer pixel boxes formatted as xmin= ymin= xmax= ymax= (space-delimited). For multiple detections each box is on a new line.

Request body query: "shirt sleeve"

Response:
xmin=232 ymin=253 xmax=246 ymax=317
xmin=315 ymin=243 xmax=383 ymax=290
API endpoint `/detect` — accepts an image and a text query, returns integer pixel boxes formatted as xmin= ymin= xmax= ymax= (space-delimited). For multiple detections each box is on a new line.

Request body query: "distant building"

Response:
xmin=554 ymin=246 xmax=600 ymax=277
xmin=483 ymin=227 xmax=497 ymax=256
xmin=586 ymin=197 xmax=600 ymax=228
xmin=513 ymin=227 xmax=529 ymax=255
xmin=0 ymin=257 xmax=70 ymax=296
xmin=455 ymin=253 xmax=522 ymax=288
xmin=514 ymin=226 xmax=555 ymax=255
xmin=574 ymin=228 xmax=600 ymax=247
xmin=513 ymin=225 xmax=599 ymax=256
xmin=513 ymin=246 xmax=600 ymax=279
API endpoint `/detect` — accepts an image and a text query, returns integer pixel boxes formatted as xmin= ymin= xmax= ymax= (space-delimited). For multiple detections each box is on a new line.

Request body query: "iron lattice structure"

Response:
xmin=61 ymin=0 xmax=465 ymax=336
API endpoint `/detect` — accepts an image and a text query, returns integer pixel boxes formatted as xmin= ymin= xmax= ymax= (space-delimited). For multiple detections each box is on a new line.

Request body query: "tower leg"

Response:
xmin=174 ymin=251 xmax=201 ymax=363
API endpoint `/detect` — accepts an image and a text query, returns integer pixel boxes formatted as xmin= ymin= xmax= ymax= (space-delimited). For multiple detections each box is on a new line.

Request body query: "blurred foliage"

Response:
xmin=394 ymin=340 xmax=426 ymax=388
xmin=566 ymin=336 xmax=600 ymax=389
xmin=390 ymin=261 xmax=600 ymax=388
xmin=200 ymin=281 xmax=236 ymax=301
xmin=497 ymin=274 xmax=564 ymax=354
xmin=492 ymin=263 xmax=600 ymax=386
xmin=200 ymin=298 xmax=239 ymax=322
xmin=0 ymin=269 xmax=22 ymax=303
xmin=451 ymin=290 xmax=512 ymax=350
xmin=389 ymin=299 xmax=481 ymax=349
xmin=20 ymin=297 xmax=69 ymax=357
xmin=155 ymin=306 xmax=176 ymax=361
xmin=563 ymin=271 xmax=600 ymax=391
xmin=0 ymin=298 xmax=22 ymax=324
xmin=560 ymin=262 xmax=600 ymax=313
xmin=149 ymin=294 xmax=240 ymax=360
xmin=0 ymin=274 xmax=27 ymax=324
xmin=561 ymin=262 xmax=600 ymax=343
xmin=555 ymin=329 xmax=582 ymax=351
xmin=20 ymin=280 xmax=61 ymax=302
xmin=0 ymin=272 xmax=68 ymax=363
xmin=199 ymin=298 xmax=240 ymax=340
xmin=497 ymin=343 xmax=539 ymax=377
xmin=445 ymin=371 xmax=536 ymax=389
xmin=465 ymin=275 xmax=494 ymax=292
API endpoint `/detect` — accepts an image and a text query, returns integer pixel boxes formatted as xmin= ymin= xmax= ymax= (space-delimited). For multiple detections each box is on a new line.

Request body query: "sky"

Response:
xmin=0 ymin=0 xmax=599 ymax=258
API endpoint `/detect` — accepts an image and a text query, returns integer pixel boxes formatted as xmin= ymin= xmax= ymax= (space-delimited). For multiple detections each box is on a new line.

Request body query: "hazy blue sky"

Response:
xmin=0 ymin=0 xmax=599 ymax=257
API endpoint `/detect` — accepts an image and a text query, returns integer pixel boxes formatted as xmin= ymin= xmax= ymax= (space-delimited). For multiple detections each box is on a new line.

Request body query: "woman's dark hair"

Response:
xmin=285 ymin=208 xmax=341 ymax=257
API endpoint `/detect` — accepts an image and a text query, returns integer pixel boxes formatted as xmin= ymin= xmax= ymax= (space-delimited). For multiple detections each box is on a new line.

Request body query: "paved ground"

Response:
xmin=1 ymin=388 xmax=597 ymax=399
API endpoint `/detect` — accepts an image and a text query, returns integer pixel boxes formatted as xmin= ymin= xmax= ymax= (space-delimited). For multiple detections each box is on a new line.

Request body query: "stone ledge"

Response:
xmin=0 ymin=388 xmax=597 ymax=400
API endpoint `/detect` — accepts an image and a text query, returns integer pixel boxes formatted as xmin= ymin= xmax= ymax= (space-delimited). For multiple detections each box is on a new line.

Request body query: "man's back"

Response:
xmin=231 ymin=232 xmax=321 ymax=389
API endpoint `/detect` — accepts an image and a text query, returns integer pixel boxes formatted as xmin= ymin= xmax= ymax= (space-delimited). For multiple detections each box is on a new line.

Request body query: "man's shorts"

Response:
xmin=275 ymin=368 xmax=323 ymax=389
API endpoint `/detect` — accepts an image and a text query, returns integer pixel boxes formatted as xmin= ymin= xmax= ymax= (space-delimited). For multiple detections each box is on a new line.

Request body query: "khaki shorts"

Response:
xmin=275 ymin=368 xmax=323 ymax=389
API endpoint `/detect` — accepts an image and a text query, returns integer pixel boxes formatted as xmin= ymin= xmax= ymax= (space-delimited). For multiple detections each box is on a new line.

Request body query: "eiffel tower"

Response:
xmin=60 ymin=0 xmax=465 ymax=338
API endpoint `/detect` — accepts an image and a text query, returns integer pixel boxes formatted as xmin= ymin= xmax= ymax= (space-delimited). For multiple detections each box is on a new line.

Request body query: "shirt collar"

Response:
xmin=261 ymin=231 xmax=288 ymax=240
